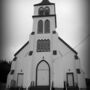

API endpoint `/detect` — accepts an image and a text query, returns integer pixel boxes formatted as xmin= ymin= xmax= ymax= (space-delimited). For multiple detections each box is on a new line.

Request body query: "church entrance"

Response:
xmin=66 ymin=72 xmax=75 ymax=89
xmin=36 ymin=60 xmax=50 ymax=86
xmin=17 ymin=73 xmax=23 ymax=87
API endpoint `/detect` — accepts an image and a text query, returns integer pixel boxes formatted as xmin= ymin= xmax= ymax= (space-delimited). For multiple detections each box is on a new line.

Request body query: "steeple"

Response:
xmin=34 ymin=0 xmax=54 ymax=6
xmin=41 ymin=0 xmax=50 ymax=4
xmin=33 ymin=0 xmax=57 ymax=28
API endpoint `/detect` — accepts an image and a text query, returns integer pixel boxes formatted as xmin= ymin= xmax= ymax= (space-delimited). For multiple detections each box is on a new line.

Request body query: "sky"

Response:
xmin=1 ymin=0 xmax=89 ymax=78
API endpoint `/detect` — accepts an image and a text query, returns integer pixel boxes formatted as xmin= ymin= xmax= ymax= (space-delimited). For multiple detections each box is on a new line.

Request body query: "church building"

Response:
xmin=6 ymin=0 xmax=86 ymax=90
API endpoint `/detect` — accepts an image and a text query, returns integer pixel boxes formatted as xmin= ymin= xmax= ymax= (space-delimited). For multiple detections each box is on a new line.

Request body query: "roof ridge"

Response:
xmin=14 ymin=41 xmax=29 ymax=56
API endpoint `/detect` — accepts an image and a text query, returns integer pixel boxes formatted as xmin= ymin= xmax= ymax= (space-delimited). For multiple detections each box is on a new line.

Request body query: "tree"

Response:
xmin=0 ymin=60 xmax=11 ymax=83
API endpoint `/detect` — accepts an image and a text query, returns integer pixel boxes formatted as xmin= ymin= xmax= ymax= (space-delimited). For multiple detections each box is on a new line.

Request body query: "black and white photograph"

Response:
xmin=0 ymin=0 xmax=89 ymax=90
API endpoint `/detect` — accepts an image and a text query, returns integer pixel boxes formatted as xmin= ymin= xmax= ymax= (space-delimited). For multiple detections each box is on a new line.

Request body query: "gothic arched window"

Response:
xmin=39 ymin=7 xmax=44 ymax=15
xmin=37 ymin=39 xmax=50 ymax=52
xmin=38 ymin=20 xmax=43 ymax=34
xmin=45 ymin=7 xmax=50 ymax=15
xmin=45 ymin=20 xmax=50 ymax=33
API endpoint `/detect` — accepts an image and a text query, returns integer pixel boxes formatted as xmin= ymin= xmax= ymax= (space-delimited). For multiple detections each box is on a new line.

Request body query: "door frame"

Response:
xmin=36 ymin=60 xmax=50 ymax=86
xmin=17 ymin=73 xmax=24 ymax=87
xmin=66 ymin=72 xmax=74 ymax=87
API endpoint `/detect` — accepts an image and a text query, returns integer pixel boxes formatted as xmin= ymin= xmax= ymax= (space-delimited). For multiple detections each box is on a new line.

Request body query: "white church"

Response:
xmin=6 ymin=0 xmax=86 ymax=90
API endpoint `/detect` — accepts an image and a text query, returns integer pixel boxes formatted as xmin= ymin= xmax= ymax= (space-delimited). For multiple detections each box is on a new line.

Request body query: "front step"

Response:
xmin=30 ymin=86 xmax=50 ymax=90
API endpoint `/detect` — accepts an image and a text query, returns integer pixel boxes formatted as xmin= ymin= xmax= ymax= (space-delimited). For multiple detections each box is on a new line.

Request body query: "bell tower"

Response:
xmin=30 ymin=0 xmax=57 ymax=88
xmin=31 ymin=0 xmax=57 ymax=53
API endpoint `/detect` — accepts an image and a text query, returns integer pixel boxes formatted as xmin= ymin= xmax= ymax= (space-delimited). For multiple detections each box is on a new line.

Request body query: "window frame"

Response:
xmin=66 ymin=72 xmax=74 ymax=87
xmin=38 ymin=7 xmax=44 ymax=15
xmin=38 ymin=20 xmax=43 ymax=34
xmin=45 ymin=6 xmax=50 ymax=15
xmin=37 ymin=39 xmax=50 ymax=52
xmin=45 ymin=19 xmax=50 ymax=33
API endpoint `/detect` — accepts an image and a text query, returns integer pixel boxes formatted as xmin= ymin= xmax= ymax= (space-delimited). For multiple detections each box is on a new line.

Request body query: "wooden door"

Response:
xmin=36 ymin=61 xmax=50 ymax=86
xmin=17 ymin=73 xmax=23 ymax=87
xmin=67 ymin=73 xmax=74 ymax=87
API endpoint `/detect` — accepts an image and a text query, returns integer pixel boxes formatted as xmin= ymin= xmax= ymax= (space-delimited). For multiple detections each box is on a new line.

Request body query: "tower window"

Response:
xmin=45 ymin=7 xmax=50 ymax=15
xmin=37 ymin=39 xmax=50 ymax=52
xmin=39 ymin=7 xmax=44 ymax=15
xmin=38 ymin=20 xmax=43 ymax=34
xmin=45 ymin=20 xmax=50 ymax=33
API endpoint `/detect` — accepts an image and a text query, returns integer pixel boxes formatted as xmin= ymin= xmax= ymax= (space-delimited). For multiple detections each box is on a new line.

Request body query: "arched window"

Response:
xmin=45 ymin=7 xmax=50 ymax=15
xmin=45 ymin=20 xmax=50 ymax=33
xmin=38 ymin=7 xmax=44 ymax=15
xmin=38 ymin=20 xmax=43 ymax=34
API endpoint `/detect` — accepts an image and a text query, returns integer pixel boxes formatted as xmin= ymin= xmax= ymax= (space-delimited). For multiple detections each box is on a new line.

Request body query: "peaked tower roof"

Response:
xmin=34 ymin=0 xmax=55 ymax=6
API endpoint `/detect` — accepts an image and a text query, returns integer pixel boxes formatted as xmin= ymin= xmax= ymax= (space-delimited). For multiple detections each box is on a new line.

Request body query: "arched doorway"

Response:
xmin=36 ymin=60 xmax=50 ymax=86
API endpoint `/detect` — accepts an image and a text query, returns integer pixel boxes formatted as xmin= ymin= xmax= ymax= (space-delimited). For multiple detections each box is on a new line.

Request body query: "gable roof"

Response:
xmin=14 ymin=41 xmax=29 ymax=56
xmin=58 ymin=37 xmax=77 ymax=54
xmin=14 ymin=37 xmax=77 ymax=56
